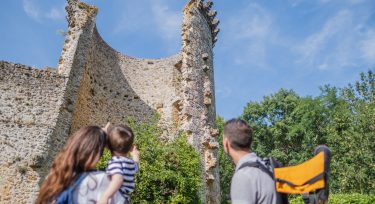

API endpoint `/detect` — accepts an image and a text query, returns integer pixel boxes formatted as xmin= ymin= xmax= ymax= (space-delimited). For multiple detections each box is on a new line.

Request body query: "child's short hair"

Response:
xmin=107 ymin=124 xmax=134 ymax=154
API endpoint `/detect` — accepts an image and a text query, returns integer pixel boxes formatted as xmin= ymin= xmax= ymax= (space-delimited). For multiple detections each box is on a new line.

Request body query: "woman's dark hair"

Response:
xmin=36 ymin=126 xmax=107 ymax=204
xmin=224 ymin=118 xmax=253 ymax=150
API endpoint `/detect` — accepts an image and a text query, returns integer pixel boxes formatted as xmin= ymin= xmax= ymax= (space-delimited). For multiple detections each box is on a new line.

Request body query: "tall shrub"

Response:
xmin=97 ymin=117 xmax=202 ymax=203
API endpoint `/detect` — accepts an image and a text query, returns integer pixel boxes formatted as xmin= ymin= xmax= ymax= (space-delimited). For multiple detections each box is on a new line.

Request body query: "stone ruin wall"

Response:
xmin=0 ymin=0 xmax=220 ymax=203
xmin=69 ymin=28 xmax=182 ymax=134
xmin=0 ymin=63 xmax=67 ymax=203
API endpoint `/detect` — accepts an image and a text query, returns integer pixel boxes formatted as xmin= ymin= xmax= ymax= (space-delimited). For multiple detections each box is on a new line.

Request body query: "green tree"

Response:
xmin=325 ymin=71 xmax=375 ymax=193
xmin=237 ymin=71 xmax=374 ymax=194
xmin=242 ymin=89 xmax=328 ymax=165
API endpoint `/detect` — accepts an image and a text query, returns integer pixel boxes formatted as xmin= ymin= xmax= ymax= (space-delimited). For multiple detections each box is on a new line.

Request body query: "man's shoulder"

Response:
xmin=233 ymin=165 xmax=267 ymax=183
xmin=231 ymin=166 xmax=277 ymax=204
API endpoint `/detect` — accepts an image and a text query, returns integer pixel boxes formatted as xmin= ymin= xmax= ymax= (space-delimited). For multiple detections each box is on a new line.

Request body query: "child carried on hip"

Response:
xmin=98 ymin=123 xmax=140 ymax=204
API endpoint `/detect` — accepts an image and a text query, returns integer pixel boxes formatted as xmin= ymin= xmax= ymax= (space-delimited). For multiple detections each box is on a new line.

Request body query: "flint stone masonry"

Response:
xmin=0 ymin=62 xmax=66 ymax=203
xmin=0 ymin=0 xmax=220 ymax=203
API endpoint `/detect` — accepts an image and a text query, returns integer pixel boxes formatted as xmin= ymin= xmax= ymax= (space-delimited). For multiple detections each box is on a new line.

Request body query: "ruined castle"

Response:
xmin=0 ymin=0 xmax=220 ymax=203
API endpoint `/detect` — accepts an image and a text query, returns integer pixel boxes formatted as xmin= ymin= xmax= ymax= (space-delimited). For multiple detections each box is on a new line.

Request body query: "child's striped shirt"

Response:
xmin=106 ymin=156 xmax=139 ymax=200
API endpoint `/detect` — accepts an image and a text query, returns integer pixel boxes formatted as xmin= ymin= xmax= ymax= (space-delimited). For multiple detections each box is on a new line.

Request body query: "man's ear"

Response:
xmin=223 ymin=136 xmax=230 ymax=154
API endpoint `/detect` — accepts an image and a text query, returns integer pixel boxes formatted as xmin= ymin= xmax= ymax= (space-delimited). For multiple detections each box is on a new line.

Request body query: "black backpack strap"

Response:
xmin=238 ymin=161 xmax=274 ymax=179
xmin=238 ymin=160 xmax=289 ymax=204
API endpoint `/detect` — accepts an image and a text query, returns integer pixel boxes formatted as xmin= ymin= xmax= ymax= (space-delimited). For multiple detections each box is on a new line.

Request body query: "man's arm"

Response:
xmin=97 ymin=174 xmax=123 ymax=204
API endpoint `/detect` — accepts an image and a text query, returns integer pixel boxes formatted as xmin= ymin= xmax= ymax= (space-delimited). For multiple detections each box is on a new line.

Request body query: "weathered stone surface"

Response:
xmin=0 ymin=0 xmax=220 ymax=203
xmin=0 ymin=61 xmax=66 ymax=204
xmin=181 ymin=1 xmax=220 ymax=203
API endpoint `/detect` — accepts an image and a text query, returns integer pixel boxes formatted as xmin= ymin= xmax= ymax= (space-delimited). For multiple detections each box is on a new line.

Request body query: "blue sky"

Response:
xmin=1 ymin=0 xmax=375 ymax=119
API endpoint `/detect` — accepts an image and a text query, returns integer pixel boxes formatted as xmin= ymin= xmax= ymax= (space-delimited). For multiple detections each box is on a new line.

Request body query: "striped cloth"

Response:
xmin=106 ymin=156 xmax=139 ymax=200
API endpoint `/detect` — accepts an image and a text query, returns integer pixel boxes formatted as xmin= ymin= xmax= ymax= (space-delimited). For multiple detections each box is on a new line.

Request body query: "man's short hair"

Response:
xmin=107 ymin=125 xmax=134 ymax=154
xmin=224 ymin=118 xmax=253 ymax=151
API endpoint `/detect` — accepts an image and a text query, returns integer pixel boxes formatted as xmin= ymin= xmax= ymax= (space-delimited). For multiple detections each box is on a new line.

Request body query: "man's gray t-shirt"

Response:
xmin=231 ymin=153 xmax=277 ymax=204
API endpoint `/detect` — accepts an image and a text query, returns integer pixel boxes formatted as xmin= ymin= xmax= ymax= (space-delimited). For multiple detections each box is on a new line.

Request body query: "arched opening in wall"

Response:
xmin=91 ymin=0 xmax=185 ymax=59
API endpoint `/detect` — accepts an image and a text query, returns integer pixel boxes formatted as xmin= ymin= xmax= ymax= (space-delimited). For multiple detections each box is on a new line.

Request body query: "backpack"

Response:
xmin=55 ymin=173 xmax=89 ymax=204
xmin=238 ymin=145 xmax=331 ymax=204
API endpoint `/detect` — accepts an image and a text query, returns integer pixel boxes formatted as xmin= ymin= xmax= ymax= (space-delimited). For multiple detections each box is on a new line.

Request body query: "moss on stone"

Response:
xmin=78 ymin=2 xmax=98 ymax=16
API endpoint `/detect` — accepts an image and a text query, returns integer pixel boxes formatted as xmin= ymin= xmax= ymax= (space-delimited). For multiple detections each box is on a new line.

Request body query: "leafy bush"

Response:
xmin=97 ymin=117 xmax=202 ymax=203
xmin=289 ymin=193 xmax=375 ymax=204
xmin=96 ymin=148 xmax=111 ymax=170
xmin=216 ymin=117 xmax=235 ymax=204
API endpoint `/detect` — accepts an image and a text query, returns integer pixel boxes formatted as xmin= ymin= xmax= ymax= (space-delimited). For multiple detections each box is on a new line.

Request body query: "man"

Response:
xmin=223 ymin=119 xmax=277 ymax=204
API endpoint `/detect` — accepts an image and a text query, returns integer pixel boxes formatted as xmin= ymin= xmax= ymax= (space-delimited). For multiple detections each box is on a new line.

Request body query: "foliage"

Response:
xmin=217 ymin=71 xmax=374 ymax=200
xmin=239 ymin=71 xmax=374 ymax=194
xmin=242 ymin=89 xmax=329 ymax=164
xmin=97 ymin=117 xmax=202 ymax=203
xmin=96 ymin=148 xmax=111 ymax=170
xmin=289 ymin=193 xmax=375 ymax=204
xmin=216 ymin=116 xmax=235 ymax=204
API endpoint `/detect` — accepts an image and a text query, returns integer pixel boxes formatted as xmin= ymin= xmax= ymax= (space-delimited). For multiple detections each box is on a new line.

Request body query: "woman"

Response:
xmin=36 ymin=126 xmax=125 ymax=204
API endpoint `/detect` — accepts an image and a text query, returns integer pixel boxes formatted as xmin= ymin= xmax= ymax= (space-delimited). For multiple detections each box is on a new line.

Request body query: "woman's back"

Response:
xmin=73 ymin=171 xmax=125 ymax=204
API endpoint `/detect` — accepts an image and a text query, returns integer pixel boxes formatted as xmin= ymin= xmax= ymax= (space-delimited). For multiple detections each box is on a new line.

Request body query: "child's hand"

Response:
xmin=130 ymin=145 xmax=140 ymax=163
xmin=97 ymin=196 xmax=109 ymax=204
xmin=102 ymin=122 xmax=111 ymax=133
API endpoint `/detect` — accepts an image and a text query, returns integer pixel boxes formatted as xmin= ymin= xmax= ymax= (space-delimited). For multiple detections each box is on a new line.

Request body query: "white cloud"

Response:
xmin=289 ymin=0 xmax=366 ymax=9
xmin=46 ymin=7 xmax=64 ymax=20
xmin=217 ymin=86 xmax=232 ymax=98
xmin=22 ymin=0 xmax=65 ymax=22
xmin=288 ymin=0 xmax=304 ymax=7
xmin=113 ymin=16 xmax=137 ymax=34
xmin=360 ymin=30 xmax=375 ymax=64
xmin=113 ymin=0 xmax=181 ymax=38
xmin=298 ymin=11 xmax=350 ymax=61
xmin=151 ymin=1 xmax=181 ymax=41
xmin=295 ymin=10 xmax=360 ymax=70
xmin=112 ymin=0 xmax=181 ymax=53
xmin=348 ymin=0 xmax=365 ymax=4
xmin=229 ymin=3 xmax=272 ymax=40
xmin=319 ymin=0 xmax=332 ymax=4
xmin=221 ymin=3 xmax=278 ymax=69
xmin=295 ymin=7 xmax=375 ymax=71
xmin=112 ymin=1 xmax=147 ymax=34
xmin=23 ymin=0 xmax=40 ymax=22
xmin=220 ymin=1 xmax=374 ymax=72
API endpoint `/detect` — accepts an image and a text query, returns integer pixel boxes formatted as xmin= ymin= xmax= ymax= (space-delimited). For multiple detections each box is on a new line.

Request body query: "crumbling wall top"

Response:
xmin=183 ymin=0 xmax=220 ymax=46
xmin=66 ymin=0 xmax=98 ymax=28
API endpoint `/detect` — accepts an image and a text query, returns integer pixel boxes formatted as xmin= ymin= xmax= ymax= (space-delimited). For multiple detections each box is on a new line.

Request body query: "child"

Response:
xmin=98 ymin=124 xmax=140 ymax=204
